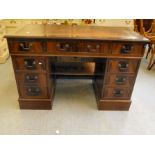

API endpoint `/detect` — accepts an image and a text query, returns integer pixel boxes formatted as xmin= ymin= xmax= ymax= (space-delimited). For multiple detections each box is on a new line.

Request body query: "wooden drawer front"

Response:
xmin=102 ymin=87 xmax=131 ymax=99
xmin=12 ymin=57 xmax=46 ymax=71
xmin=16 ymin=73 xmax=47 ymax=87
xmin=105 ymin=74 xmax=135 ymax=87
xmin=19 ymin=86 xmax=48 ymax=99
xmin=111 ymin=43 xmax=144 ymax=56
xmin=78 ymin=42 xmax=109 ymax=53
xmin=47 ymin=41 xmax=73 ymax=53
xmin=8 ymin=40 xmax=43 ymax=53
xmin=107 ymin=59 xmax=139 ymax=73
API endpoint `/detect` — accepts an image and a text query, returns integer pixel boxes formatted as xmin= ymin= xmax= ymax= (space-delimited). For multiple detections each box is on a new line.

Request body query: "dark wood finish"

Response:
xmin=78 ymin=41 xmax=109 ymax=53
xmin=52 ymin=62 xmax=95 ymax=75
xmin=47 ymin=40 xmax=110 ymax=54
xmin=12 ymin=56 xmax=47 ymax=71
xmin=102 ymin=87 xmax=132 ymax=99
xmin=47 ymin=40 xmax=73 ymax=53
xmin=111 ymin=43 xmax=144 ymax=56
xmin=8 ymin=40 xmax=43 ymax=54
xmin=107 ymin=59 xmax=140 ymax=74
xmin=19 ymin=98 xmax=52 ymax=109
xmin=19 ymin=86 xmax=49 ymax=99
xmin=16 ymin=72 xmax=47 ymax=87
xmin=104 ymin=74 xmax=135 ymax=87
xmin=5 ymin=24 xmax=148 ymax=110
xmin=97 ymin=100 xmax=131 ymax=111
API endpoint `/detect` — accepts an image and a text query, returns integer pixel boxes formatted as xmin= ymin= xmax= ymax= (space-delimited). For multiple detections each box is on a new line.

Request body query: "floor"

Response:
xmin=0 ymin=56 xmax=155 ymax=135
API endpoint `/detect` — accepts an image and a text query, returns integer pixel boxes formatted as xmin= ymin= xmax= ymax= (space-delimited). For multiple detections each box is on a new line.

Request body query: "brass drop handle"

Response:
xmin=113 ymin=89 xmax=123 ymax=97
xmin=87 ymin=44 xmax=100 ymax=52
xmin=25 ymin=75 xmax=38 ymax=82
xmin=56 ymin=43 xmax=70 ymax=51
xmin=27 ymin=87 xmax=40 ymax=96
xmin=121 ymin=44 xmax=133 ymax=54
xmin=115 ymin=76 xmax=126 ymax=85
xmin=19 ymin=42 xmax=33 ymax=51
xmin=118 ymin=62 xmax=129 ymax=71
xmin=24 ymin=59 xmax=36 ymax=69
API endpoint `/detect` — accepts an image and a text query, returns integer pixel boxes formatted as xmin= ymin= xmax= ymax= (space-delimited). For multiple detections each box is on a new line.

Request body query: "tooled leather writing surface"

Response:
xmin=5 ymin=24 xmax=149 ymax=42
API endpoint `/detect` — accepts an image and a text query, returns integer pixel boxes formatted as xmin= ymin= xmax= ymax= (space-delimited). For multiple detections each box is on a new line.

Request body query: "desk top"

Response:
xmin=5 ymin=24 xmax=149 ymax=42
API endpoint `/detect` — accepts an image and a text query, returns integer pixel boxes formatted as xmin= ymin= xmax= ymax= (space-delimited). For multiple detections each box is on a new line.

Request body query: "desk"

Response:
xmin=5 ymin=25 xmax=148 ymax=110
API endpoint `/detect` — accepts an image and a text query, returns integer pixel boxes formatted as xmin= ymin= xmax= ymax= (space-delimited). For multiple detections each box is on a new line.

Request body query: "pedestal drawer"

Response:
xmin=12 ymin=56 xmax=46 ymax=71
xmin=19 ymin=86 xmax=49 ymax=99
xmin=16 ymin=72 xmax=47 ymax=87
xmin=102 ymin=87 xmax=131 ymax=99
xmin=105 ymin=74 xmax=135 ymax=87
xmin=107 ymin=59 xmax=140 ymax=73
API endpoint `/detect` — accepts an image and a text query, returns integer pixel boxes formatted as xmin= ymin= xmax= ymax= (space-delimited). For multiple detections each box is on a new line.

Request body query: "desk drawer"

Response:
xmin=111 ymin=43 xmax=144 ymax=56
xmin=16 ymin=72 xmax=47 ymax=87
xmin=105 ymin=74 xmax=135 ymax=87
xmin=47 ymin=41 xmax=73 ymax=53
xmin=107 ymin=59 xmax=140 ymax=73
xmin=12 ymin=56 xmax=46 ymax=71
xmin=102 ymin=87 xmax=131 ymax=99
xmin=19 ymin=86 xmax=49 ymax=99
xmin=47 ymin=40 xmax=109 ymax=54
xmin=8 ymin=40 xmax=43 ymax=53
xmin=78 ymin=41 xmax=109 ymax=53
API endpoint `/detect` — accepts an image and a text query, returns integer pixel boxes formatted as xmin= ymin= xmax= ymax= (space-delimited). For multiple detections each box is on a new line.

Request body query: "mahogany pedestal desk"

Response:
xmin=5 ymin=25 xmax=148 ymax=110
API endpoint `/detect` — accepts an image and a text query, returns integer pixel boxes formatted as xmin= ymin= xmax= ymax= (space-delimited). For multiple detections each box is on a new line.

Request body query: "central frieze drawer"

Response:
xmin=47 ymin=41 xmax=73 ymax=53
xmin=107 ymin=59 xmax=140 ymax=73
xmin=8 ymin=40 xmax=43 ymax=53
xmin=47 ymin=40 xmax=110 ymax=53
xmin=78 ymin=41 xmax=109 ymax=53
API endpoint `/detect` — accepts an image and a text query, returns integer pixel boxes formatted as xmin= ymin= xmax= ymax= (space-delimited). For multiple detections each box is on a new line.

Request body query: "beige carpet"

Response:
xmin=0 ymin=56 xmax=155 ymax=134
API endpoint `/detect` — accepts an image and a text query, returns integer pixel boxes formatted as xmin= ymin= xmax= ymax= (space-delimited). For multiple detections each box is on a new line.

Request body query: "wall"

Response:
xmin=0 ymin=20 xmax=9 ymax=63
